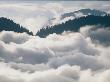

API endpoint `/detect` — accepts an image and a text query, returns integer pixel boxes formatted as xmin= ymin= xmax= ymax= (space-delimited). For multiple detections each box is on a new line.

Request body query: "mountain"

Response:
xmin=37 ymin=15 xmax=110 ymax=38
xmin=0 ymin=17 xmax=33 ymax=35
xmin=60 ymin=9 xmax=108 ymax=20
xmin=49 ymin=9 xmax=108 ymax=26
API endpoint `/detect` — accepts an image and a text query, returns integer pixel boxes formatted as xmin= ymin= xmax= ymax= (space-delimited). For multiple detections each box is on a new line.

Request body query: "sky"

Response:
xmin=0 ymin=1 xmax=110 ymax=82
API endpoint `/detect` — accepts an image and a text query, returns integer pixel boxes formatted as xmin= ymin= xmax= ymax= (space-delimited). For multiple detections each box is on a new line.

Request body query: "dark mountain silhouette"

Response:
xmin=37 ymin=15 xmax=110 ymax=38
xmin=0 ymin=17 xmax=33 ymax=35
xmin=60 ymin=9 xmax=107 ymax=20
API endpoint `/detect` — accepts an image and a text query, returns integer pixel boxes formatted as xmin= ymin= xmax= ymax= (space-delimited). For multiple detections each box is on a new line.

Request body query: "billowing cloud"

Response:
xmin=80 ymin=25 xmax=110 ymax=46
xmin=0 ymin=26 xmax=110 ymax=82
xmin=0 ymin=62 xmax=110 ymax=82
xmin=0 ymin=31 xmax=30 ymax=44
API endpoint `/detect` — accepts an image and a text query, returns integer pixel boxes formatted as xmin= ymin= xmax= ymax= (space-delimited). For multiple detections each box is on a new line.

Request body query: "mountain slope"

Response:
xmin=0 ymin=17 xmax=33 ymax=35
xmin=37 ymin=15 xmax=110 ymax=38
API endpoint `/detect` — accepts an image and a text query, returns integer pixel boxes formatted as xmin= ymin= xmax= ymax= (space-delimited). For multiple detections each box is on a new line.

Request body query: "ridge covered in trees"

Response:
xmin=37 ymin=15 xmax=110 ymax=38
xmin=0 ymin=17 xmax=33 ymax=35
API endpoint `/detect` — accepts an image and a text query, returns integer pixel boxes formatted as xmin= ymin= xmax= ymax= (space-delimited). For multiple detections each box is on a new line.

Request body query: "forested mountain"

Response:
xmin=0 ymin=17 xmax=33 ymax=35
xmin=37 ymin=15 xmax=110 ymax=38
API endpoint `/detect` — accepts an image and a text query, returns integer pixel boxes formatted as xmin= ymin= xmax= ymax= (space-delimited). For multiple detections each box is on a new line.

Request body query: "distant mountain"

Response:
xmin=37 ymin=15 xmax=110 ymax=38
xmin=49 ymin=9 xmax=108 ymax=26
xmin=60 ymin=9 xmax=108 ymax=20
xmin=0 ymin=17 xmax=33 ymax=35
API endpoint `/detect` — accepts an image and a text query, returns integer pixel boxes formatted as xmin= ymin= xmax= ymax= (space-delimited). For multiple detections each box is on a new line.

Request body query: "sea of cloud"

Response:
xmin=0 ymin=25 xmax=109 ymax=82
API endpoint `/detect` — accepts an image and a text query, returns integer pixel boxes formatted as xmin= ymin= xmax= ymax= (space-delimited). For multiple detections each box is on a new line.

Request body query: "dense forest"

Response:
xmin=0 ymin=17 xmax=33 ymax=35
xmin=37 ymin=15 xmax=110 ymax=38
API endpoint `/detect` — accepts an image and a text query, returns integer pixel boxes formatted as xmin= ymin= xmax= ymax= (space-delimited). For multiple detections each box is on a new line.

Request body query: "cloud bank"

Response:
xmin=0 ymin=25 xmax=110 ymax=82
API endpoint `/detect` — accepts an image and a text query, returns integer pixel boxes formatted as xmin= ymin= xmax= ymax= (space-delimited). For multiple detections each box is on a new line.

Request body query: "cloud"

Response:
xmin=0 ymin=29 xmax=105 ymax=70
xmin=0 ymin=31 xmax=30 ymax=44
xmin=90 ymin=28 xmax=110 ymax=46
xmin=9 ymin=62 xmax=50 ymax=72
xmin=80 ymin=26 xmax=110 ymax=46
xmin=0 ymin=28 xmax=110 ymax=82
xmin=48 ymin=52 xmax=103 ymax=70
xmin=0 ymin=62 xmax=110 ymax=82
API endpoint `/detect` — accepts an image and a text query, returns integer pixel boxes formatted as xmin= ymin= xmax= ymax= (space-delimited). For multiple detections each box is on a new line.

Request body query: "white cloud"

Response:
xmin=80 ymin=26 xmax=110 ymax=46
xmin=0 ymin=31 xmax=30 ymax=44
xmin=0 ymin=62 xmax=110 ymax=82
xmin=0 ymin=30 xmax=109 ymax=82
xmin=0 ymin=29 xmax=106 ymax=70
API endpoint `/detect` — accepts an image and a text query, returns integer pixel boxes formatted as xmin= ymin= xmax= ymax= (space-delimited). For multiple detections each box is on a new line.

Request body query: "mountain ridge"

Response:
xmin=49 ymin=8 xmax=109 ymax=26
xmin=60 ymin=8 xmax=108 ymax=20
xmin=0 ymin=17 xmax=33 ymax=35
xmin=37 ymin=15 xmax=110 ymax=38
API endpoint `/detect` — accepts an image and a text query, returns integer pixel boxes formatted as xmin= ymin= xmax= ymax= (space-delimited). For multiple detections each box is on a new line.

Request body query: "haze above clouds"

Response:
xmin=0 ymin=1 xmax=110 ymax=33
